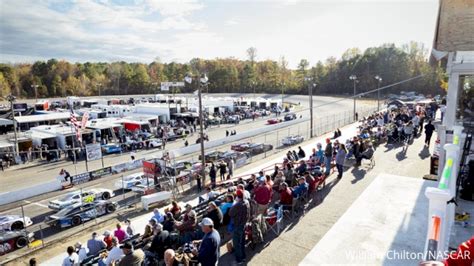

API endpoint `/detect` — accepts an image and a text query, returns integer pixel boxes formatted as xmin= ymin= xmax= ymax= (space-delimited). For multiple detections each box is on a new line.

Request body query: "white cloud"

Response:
xmin=225 ymin=18 xmax=240 ymax=26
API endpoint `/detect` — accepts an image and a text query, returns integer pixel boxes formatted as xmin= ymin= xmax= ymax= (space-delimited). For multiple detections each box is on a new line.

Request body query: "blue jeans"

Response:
xmin=324 ymin=156 xmax=331 ymax=175
xmin=232 ymin=224 xmax=246 ymax=263
xmin=336 ymin=164 xmax=344 ymax=178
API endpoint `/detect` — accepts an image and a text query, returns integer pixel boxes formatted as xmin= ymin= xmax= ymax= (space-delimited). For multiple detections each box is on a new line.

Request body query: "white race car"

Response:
xmin=48 ymin=188 xmax=115 ymax=210
xmin=114 ymin=172 xmax=154 ymax=190
xmin=0 ymin=215 xmax=33 ymax=231
xmin=282 ymin=135 xmax=304 ymax=146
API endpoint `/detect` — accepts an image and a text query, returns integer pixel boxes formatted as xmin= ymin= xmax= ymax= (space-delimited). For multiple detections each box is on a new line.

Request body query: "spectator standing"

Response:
xmin=87 ymin=232 xmax=106 ymax=256
xmin=209 ymin=163 xmax=217 ymax=187
xmin=205 ymin=201 xmax=223 ymax=229
xmin=229 ymin=190 xmax=250 ymax=264
xmin=424 ymin=120 xmax=435 ymax=146
xmin=62 ymin=246 xmax=79 ymax=266
xmin=193 ymin=217 xmax=221 ymax=266
xmin=101 ymin=237 xmax=124 ymax=266
xmin=254 ymin=181 xmax=272 ymax=215
xmin=335 ymin=144 xmax=347 ymax=179
xmin=114 ymin=223 xmax=127 ymax=243
xmin=228 ymin=158 xmax=235 ymax=178
xmin=219 ymin=162 xmax=227 ymax=181
xmin=118 ymin=242 xmax=145 ymax=266
xmin=315 ymin=143 xmax=324 ymax=165
xmin=324 ymin=138 xmax=333 ymax=176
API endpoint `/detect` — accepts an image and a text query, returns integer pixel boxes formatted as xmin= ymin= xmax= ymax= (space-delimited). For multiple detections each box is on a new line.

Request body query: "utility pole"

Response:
xmin=375 ymin=75 xmax=382 ymax=111
xmin=305 ymin=77 xmax=316 ymax=138
xmin=31 ymin=84 xmax=39 ymax=102
xmin=185 ymin=73 xmax=209 ymax=184
xmin=350 ymin=75 xmax=358 ymax=121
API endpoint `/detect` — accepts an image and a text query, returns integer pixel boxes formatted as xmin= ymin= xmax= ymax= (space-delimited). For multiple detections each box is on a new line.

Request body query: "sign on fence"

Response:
xmin=90 ymin=167 xmax=112 ymax=179
xmin=111 ymin=159 xmax=144 ymax=174
xmin=86 ymin=143 xmax=102 ymax=161
xmin=71 ymin=172 xmax=91 ymax=185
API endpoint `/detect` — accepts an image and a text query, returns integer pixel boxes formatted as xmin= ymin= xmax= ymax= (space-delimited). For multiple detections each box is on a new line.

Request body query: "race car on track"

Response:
xmin=45 ymin=200 xmax=118 ymax=228
xmin=267 ymin=118 xmax=280 ymax=125
xmin=282 ymin=135 xmax=304 ymax=146
xmin=0 ymin=230 xmax=34 ymax=255
xmin=231 ymin=143 xmax=273 ymax=155
xmin=0 ymin=215 xmax=33 ymax=231
xmin=114 ymin=172 xmax=154 ymax=190
xmin=198 ymin=150 xmax=225 ymax=163
xmin=101 ymin=143 xmax=122 ymax=154
xmin=48 ymin=188 xmax=115 ymax=210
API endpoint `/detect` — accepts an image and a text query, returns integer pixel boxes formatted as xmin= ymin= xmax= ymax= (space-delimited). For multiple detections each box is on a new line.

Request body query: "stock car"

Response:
xmin=0 ymin=230 xmax=34 ymax=256
xmin=101 ymin=143 xmax=122 ymax=154
xmin=45 ymin=200 xmax=118 ymax=228
xmin=148 ymin=138 xmax=163 ymax=148
xmin=114 ymin=172 xmax=154 ymax=190
xmin=284 ymin=113 xmax=297 ymax=121
xmin=267 ymin=118 xmax=280 ymax=125
xmin=48 ymin=188 xmax=115 ymax=210
xmin=231 ymin=143 xmax=273 ymax=155
xmin=219 ymin=151 xmax=251 ymax=168
xmin=0 ymin=215 xmax=33 ymax=231
xmin=198 ymin=150 xmax=225 ymax=163
xmin=282 ymin=135 xmax=305 ymax=146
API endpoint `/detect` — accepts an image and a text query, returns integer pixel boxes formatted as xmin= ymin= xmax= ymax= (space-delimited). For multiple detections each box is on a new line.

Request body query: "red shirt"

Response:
xmin=279 ymin=188 xmax=293 ymax=205
xmin=103 ymin=235 xmax=113 ymax=249
xmin=254 ymin=184 xmax=272 ymax=205
xmin=445 ymin=236 xmax=474 ymax=266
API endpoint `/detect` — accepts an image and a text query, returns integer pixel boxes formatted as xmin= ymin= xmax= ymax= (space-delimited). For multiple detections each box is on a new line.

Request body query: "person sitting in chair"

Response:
xmin=292 ymin=177 xmax=308 ymax=198
xmin=354 ymin=143 xmax=374 ymax=167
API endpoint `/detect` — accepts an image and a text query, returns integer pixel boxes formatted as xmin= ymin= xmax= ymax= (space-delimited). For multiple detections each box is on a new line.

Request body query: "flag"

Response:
xmin=70 ymin=109 xmax=81 ymax=142
xmin=81 ymin=111 xmax=89 ymax=129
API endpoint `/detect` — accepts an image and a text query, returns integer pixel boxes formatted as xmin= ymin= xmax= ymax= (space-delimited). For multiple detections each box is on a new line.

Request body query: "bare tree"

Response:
xmin=246 ymin=47 xmax=257 ymax=65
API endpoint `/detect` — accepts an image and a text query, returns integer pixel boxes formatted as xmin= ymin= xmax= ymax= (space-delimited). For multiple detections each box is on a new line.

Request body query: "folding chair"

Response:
xmin=265 ymin=206 xmax=283 ymax=236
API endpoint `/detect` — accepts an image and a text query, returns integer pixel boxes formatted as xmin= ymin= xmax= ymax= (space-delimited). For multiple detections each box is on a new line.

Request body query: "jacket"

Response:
xmin=324 ymin=143 xmax=333 ymax=157
xmin=229 ymin=199 xmax=250 ymax=227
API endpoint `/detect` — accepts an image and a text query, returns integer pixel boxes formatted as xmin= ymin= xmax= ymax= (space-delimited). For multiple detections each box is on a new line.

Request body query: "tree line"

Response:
xmin=0 ymin=41 xmax=446 ymax=100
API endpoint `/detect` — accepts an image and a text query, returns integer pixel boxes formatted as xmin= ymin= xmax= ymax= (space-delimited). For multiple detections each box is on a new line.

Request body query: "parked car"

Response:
xmin=282 ymin=135 xmax=304 ymax=146
xmin=101 ymin=143 xmax=122 ymax=154
xmin=226 ymin=115 xmax=240 ymax=124
xmin=45 ymin=200 xmax=118 ymax=228
xmin=165 ymin=161 xmax=193 ymax=176
xmin=267 ymin=118 xmax=280 ymax=125
xmin=284 ymin=113 xmax=297 ymax=121
xmin=148 ymin=138 xmax=163 ymax=148
xmin=207 ymin=115 xmax=222 ymax=125
xmin=114 ymin=172 xmax=154 ymax=190
xmin=0 ymin=215 xmax=33 ymax=231
xmin=48 ymin=188 xmax=114 ymax=210
xmin=0 ymin=230 xmax=34 ymax=255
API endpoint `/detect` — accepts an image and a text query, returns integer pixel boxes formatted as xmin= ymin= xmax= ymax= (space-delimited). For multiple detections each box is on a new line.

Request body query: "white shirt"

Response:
xmin=103 ymin=246 xmax=124 ymax=265
xmin=62 ymin=253 xmax=79 ymax=266
xmin=412 ymin=116 xmax=420 ymax=125
xmin=78 ymin=247 xmax=89 ymax=263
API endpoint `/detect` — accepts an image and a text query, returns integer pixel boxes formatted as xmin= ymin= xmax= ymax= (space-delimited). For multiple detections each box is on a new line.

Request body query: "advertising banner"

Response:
xmin=86 ymin=143 xmax=102 ymax=161
xmin=90 ymin=167 xmax=112 ymax=179
xmin=71 ymin=172 xmax=91 ymax=185
xmin=111 ymin=159 xmax=144 ymax=174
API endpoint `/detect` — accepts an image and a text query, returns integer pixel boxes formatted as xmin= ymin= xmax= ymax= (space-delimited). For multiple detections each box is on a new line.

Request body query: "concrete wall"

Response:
xmin=0 ymin=180 xmax=61 ymax=206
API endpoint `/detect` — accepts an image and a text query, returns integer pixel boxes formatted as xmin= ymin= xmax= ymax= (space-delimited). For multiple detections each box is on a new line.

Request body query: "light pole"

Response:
xmin=374 ymin=75 xmax=382 ymax=111
xmin=185 ymin=73 xmax=208 ymax=184
xmin=7 ymin=94 xmax=19 ymax=157
xmin=97 ymin=83 xmax=102 ymax=96
xmin=281 ymin=82 xmax=285 ymax=112
xmin=31 ymin=84 xmax=39 ymax=102
xmin=349 ymin=75 xmax=358 ymax=121
xmin=305 ymin=77 xmax=316 ymax=138
xmin=252 ymin=81 xmax=256 ymax=99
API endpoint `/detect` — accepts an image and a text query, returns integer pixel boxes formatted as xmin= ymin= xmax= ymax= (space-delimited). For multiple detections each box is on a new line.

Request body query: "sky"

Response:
xmin=0 ymin=0 xmax=440 ymax=68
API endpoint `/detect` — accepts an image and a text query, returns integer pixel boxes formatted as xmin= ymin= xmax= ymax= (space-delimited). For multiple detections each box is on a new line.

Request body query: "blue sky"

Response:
xmin=0 ymin=0 xmax=439 ymax=68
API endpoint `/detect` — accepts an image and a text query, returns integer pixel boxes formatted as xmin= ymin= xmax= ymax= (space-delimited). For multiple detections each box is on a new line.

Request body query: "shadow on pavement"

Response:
xmin=350 ymin=167 xmax=367 ymax=184
xmin=418 ymin=145 xmax=431 ymax=159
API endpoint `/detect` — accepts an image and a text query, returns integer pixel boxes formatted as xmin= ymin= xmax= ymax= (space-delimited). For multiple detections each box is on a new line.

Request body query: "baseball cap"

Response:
xmin=103 ymin=230 xmax=111 ymax=236
xmin=199 ymin=217 xmax=214 ymax=227
xmin=120 ymin=242 xmax=133 ymax=249
xmin=155 ymin=223 xmax=163 ymax=231
xmin=185 ymin=203 xmax=192 ymax=209
xmin=74 ymin=242 xmax=82 ymax=248
xmin=236 ymin=189 xmax=243 ymax=198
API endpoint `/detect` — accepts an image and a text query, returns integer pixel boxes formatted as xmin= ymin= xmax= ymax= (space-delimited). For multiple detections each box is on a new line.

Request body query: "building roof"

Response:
xmin=14 ymin=112 xmax=71 ymax=124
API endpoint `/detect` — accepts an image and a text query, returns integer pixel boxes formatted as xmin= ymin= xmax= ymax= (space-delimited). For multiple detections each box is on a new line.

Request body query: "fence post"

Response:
xmin=122 ymin=175 xmax=125 ymax=200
